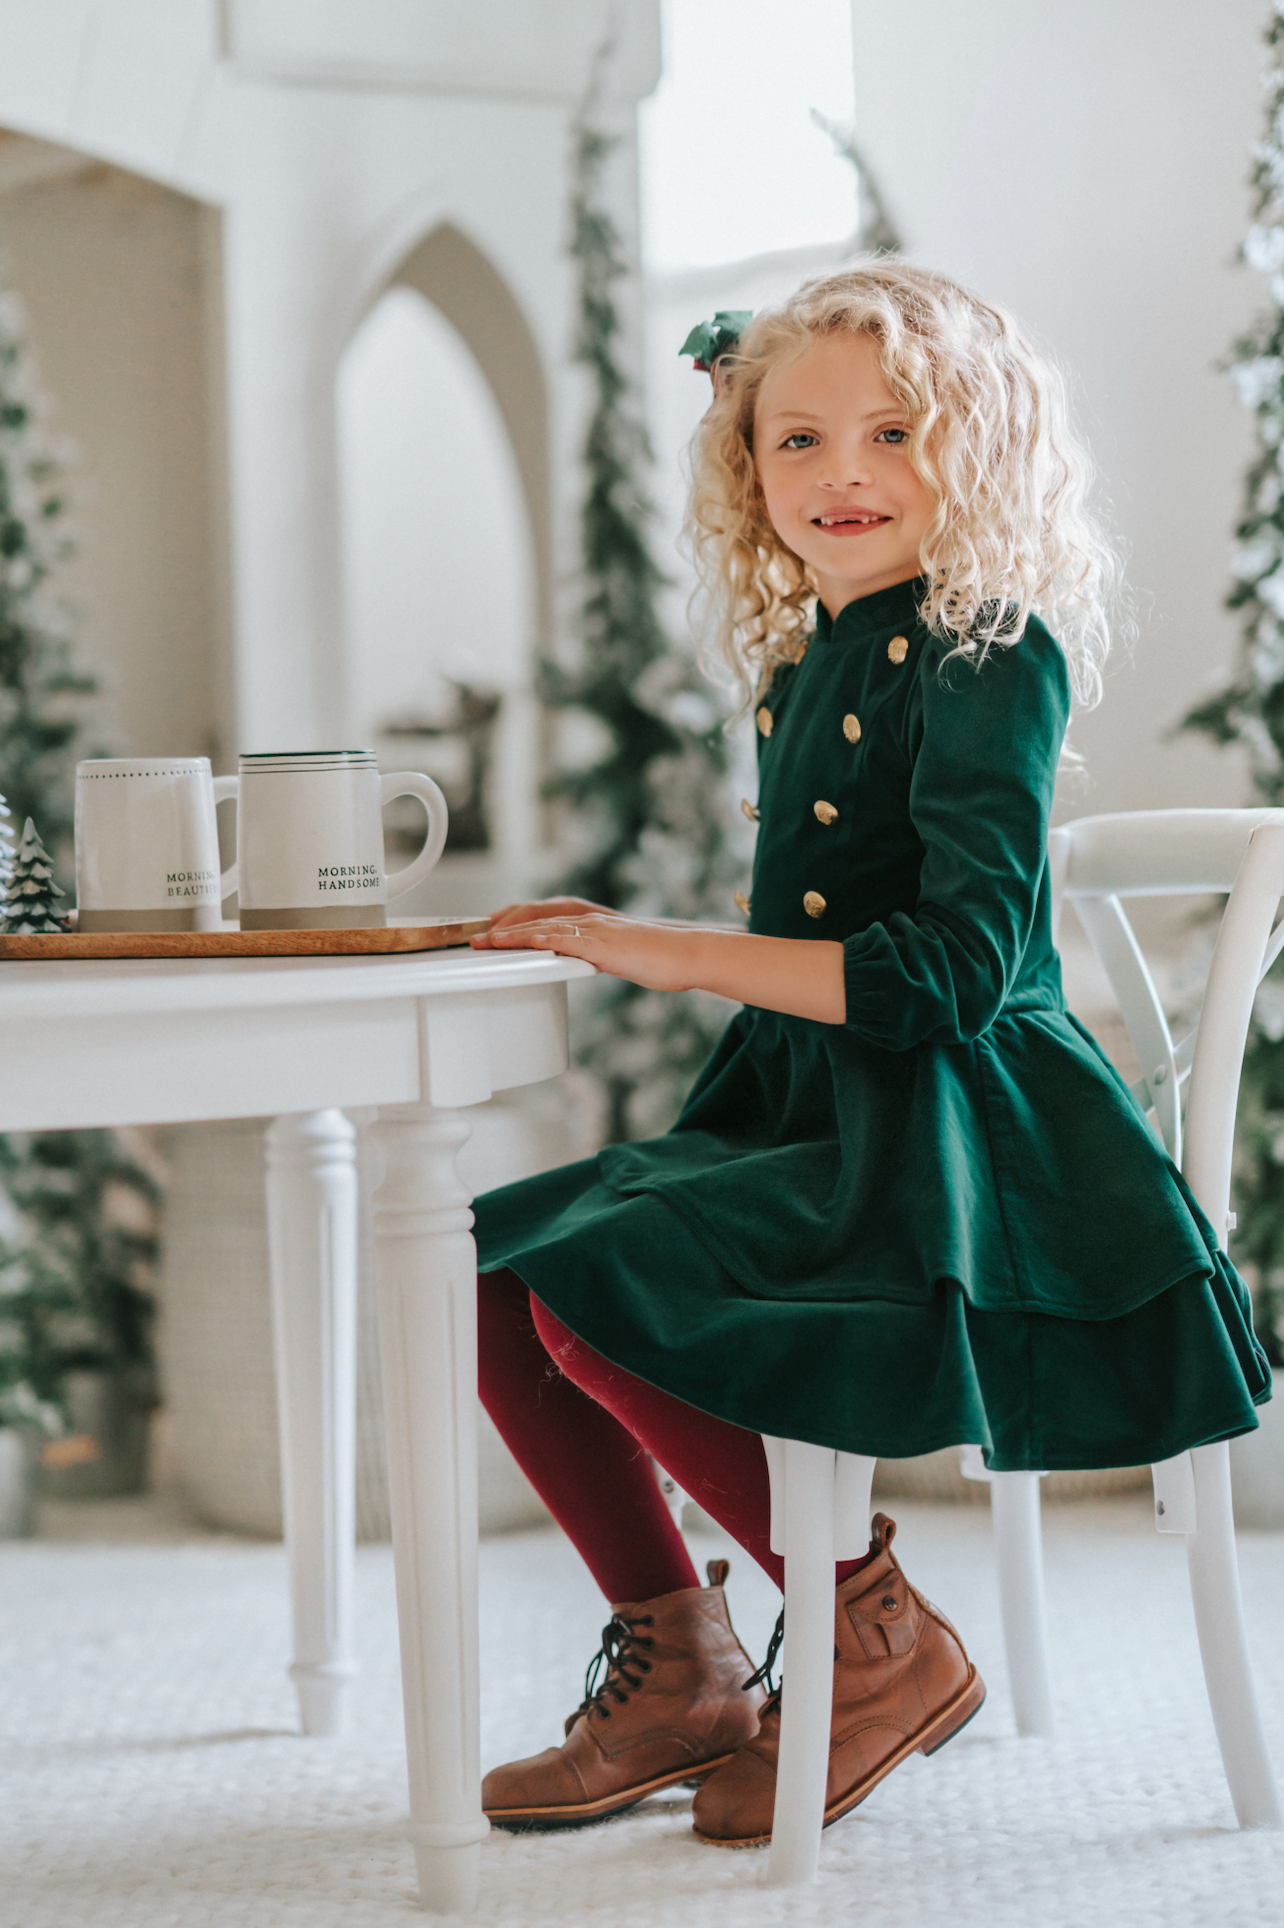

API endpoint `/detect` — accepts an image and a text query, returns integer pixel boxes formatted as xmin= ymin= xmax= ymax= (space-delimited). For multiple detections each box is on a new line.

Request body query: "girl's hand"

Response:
xmin=480 ymin=896 xmax=612 ymax=937
xmin=472 ymin=909 xmax=700 ymax=993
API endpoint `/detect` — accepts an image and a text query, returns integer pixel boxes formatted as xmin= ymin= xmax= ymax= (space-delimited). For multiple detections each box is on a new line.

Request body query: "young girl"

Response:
xmin=466 ymin=261 xmax=1270 ymax=1845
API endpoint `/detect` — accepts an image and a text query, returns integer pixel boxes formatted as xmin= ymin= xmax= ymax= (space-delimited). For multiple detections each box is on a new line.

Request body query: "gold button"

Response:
xmin=756 ymin=706 xmax=773 ymax=737
xmin=803 ymin=890 xmax=826 ymax=919
xmin=888 ymin=635 xmax=908 ymax=664
xmin=735 ymin=889 xmax=751 ymax=915
xmin=741 ymin=798 xmax=759 ymax=822
xmin=813 ymin=800 xmax=838 ymax=825
xmin=842 ymin=713 xmax=861 ymax=743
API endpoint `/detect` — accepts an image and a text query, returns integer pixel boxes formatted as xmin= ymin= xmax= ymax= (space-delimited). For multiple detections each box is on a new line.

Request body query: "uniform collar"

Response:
xmin=815 ymin=576 xmax=926 ymax=644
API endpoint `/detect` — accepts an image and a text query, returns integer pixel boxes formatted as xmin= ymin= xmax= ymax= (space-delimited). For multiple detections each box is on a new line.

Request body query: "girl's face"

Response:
xmin=754 ymin=331 xmax=935 ymax=618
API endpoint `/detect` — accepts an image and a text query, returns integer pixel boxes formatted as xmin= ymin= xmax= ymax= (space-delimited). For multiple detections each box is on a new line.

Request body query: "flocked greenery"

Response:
xmin=1182 ymin=1 xmax=1284 ymax=1365
xmin=0 ymin=1131 xmax=160 ymax=1432
xmin=541 ymin=91 xmax=743 ymax=1143
xmin=0 ymin=285 xmax=95 ymax=848
xmin=2 ymin=817 xmax=69 ymax=933
xmin=0 ymin=265 xmax=158 ymax=1432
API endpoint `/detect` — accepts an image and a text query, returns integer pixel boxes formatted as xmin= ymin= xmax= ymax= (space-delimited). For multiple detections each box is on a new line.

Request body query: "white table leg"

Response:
xmin=264 ymin=1109 xmax=359 ymax=1737
xmin=371 ymin=1101 xmax=488 ymax=1917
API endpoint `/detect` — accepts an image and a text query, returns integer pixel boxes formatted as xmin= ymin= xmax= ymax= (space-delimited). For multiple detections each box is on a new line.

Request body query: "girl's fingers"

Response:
xmin=471 ymin=918 xmax=596 ymax=954
xmin=485 ymin=897 xmax=612 ymax=934
xmin=473 ymin=902 xmax=578 ymax=946
xmin=469 ymin=914 xmax=693 ymax=993
xmin=486 ymin=902 xmax=548 ymax=932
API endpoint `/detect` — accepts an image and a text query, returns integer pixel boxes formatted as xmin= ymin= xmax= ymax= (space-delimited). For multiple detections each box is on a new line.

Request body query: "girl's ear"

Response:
xmin=711 ymin=355 xmax=734 ymax=402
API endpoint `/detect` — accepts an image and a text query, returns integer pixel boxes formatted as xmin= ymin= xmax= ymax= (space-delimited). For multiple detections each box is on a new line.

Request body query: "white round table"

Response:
xmin=0 ymin=944 xmax=594 ymax=1916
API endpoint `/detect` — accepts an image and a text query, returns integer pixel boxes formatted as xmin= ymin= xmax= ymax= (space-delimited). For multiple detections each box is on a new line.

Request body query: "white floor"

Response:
xmin=3 ymin=1495 xmax=1284 ymax=1927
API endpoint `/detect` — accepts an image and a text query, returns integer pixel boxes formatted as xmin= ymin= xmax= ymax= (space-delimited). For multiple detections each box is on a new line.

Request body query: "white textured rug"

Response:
xmin=2 ymin=1495 xmax=1284 ymax=1926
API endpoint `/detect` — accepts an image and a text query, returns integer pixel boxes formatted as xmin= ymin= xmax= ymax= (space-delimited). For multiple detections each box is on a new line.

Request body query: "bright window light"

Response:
xmin=639 ymin=0 xmax=857 ymax=273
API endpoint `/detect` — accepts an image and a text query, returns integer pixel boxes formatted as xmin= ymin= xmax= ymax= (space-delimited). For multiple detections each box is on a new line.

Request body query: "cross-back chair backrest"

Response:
xmin=1049 ymin=809 xmax=1284 ymax=1234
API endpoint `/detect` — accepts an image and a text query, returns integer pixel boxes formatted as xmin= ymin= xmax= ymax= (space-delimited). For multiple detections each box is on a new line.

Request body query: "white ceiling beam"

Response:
xmin=220 ymin=0 xmax=661 ymax=103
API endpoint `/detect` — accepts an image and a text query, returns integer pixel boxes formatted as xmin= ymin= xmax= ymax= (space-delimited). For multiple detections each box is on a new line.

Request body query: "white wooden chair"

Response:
xmin=760 ymin=808 xmax=1284 ymax=1886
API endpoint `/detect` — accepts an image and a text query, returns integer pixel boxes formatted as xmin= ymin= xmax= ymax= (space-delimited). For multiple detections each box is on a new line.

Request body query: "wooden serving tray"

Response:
xmin=0 ymin=915 xmax=492 ymax=961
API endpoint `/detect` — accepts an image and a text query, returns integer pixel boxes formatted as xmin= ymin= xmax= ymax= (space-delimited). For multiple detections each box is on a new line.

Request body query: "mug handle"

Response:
xmin=213 ymin=773 xmax=239 ymax=902
xmin=382 ymin=771 xmax=450 ymax=902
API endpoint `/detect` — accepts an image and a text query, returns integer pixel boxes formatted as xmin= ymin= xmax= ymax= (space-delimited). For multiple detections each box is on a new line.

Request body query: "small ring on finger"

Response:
xmin=573 ymin=925 xmax=581 ymax=937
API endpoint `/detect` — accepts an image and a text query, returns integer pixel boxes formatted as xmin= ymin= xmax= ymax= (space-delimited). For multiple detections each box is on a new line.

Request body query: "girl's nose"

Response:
xmin=819 ymin=444 xmax=873 ymax=488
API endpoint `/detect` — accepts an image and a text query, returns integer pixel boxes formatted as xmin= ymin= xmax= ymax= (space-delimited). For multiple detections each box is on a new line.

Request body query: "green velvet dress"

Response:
xmin=473 ymin=577 xmax=1270 ymax=1470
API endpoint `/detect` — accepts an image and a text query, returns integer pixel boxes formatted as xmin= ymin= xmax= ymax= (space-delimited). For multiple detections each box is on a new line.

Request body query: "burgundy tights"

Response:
xmin=477 ymin=1265 xmax=869 ymax=1603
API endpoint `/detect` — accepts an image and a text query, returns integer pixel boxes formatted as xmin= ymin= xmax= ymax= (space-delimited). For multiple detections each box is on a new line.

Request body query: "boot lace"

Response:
xmin=567 ymin=1612 xmax=656 ymax=1729
xmin=742 ymin=1608 xmax=784 ymax=1714
xmin=740 ymin=1608 xmax=839 ymax=1718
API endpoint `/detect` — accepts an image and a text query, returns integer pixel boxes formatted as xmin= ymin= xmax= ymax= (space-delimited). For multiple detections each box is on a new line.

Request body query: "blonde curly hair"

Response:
xmin=684 ymin=259 xmax=1120 ymax=710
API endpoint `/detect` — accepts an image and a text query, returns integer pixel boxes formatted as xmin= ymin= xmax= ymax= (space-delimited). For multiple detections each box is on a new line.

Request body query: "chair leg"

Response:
xmin=1185 ymin=1441 xmax=1281 ymax=1828
xmin=990 ymin=1473 xmax=1055 ymax=1739
xmin=766 ymin=1437 xmax=835 ymax=1888
xmin=833 ymin=1451 xmax=876 ymax=1560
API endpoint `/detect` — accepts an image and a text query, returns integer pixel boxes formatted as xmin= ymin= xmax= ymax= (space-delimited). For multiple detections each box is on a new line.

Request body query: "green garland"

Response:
xmin=1182 ymin=2 xmax=1284 ymax=1364
xmin=0 ymin=281 xmax=93 ymax=845
xmin=542 ymin=102 xmax=742 ymax=1143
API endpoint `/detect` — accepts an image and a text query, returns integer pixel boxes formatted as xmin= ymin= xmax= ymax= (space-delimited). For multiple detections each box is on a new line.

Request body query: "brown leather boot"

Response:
xmin=483 ymin=1559 xmax=766 ymax=1830
xmin=693 ymin=1514 xmax=985 ymax=1845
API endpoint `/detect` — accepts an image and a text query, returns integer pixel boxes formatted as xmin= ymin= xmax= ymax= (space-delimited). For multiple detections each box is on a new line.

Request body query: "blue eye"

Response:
xmin=876 ymin=427 xmax=910 ymax=445
xmin=782 ymin=432 xmax=818 ymax=449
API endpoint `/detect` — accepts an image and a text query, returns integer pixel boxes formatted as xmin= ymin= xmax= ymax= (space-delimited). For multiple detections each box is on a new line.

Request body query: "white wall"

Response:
xmin=640 ymin=0 xmax=857 ymax=272
xmin=848 ymin=0 xmax=1264 ymax=814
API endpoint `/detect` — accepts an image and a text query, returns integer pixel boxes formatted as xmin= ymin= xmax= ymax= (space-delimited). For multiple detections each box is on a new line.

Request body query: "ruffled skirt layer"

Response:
xmin=473 ymin=1161 xmax=1267 ymax=1471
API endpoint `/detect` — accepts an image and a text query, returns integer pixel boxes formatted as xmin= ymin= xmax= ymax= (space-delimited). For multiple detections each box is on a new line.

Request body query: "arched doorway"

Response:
xmin=0 ymin=132 xmax=224 ymax=767
xmin=336 ymin=224 xmax=547 ymax=916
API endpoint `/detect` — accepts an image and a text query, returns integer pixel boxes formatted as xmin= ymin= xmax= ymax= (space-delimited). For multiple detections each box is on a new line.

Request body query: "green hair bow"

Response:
xmin=679 ymin=310 xmax=753 ymax=372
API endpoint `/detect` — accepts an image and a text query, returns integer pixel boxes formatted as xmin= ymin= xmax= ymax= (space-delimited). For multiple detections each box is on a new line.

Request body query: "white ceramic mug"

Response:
xmin=226 ymin=751 xmax=449 ymax=930
xmin=75 ymin=757 xmax=237 ymax=932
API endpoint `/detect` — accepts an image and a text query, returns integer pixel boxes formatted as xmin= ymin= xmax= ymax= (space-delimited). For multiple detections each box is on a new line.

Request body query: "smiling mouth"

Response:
xmin=813 ymin=512 xmax=890 ymax=532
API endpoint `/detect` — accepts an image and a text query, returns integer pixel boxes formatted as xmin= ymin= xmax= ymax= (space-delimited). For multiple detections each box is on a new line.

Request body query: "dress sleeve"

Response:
xmin=841 ymin=622 xmax=1070 ymax=1049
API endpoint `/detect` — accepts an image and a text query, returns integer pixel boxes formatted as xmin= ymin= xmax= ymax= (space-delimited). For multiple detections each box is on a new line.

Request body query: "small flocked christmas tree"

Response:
xmin=542 ymin=69 xmax=743 ymax=1142
xmin=1 ymin=816 xmax=68 ymax=933
xmin=0 ymin=267 xmax=158 ymax=1438
xmin=1181 ymin=2 xmax=1284 ymax=1364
